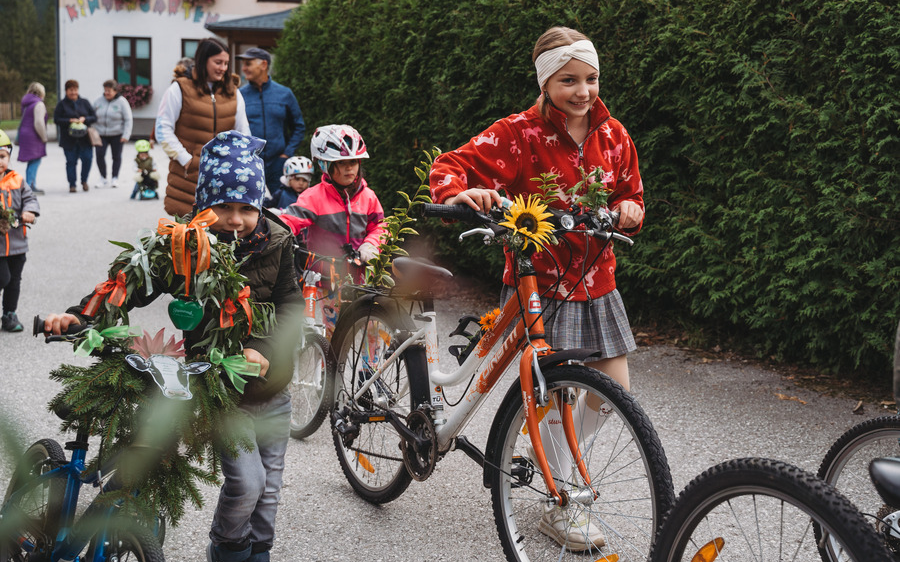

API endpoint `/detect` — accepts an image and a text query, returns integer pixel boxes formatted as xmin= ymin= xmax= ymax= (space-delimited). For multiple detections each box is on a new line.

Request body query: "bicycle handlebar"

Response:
xmin=33 ymin=315 xmax=90 ymax=343
xmin=420 ymin=203 xmax=494 ymax=224
xmin=422 ymin=202 xmax=631 ymax=245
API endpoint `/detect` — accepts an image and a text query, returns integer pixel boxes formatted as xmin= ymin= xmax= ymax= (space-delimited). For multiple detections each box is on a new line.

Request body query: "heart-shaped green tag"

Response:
xmin=168 ymin=298 xmax=204 ymax=331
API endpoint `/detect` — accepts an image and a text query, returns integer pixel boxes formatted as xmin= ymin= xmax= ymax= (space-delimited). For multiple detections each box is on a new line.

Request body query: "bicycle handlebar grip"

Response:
xmin=32 ymin=315 xmax=87 ymax=338
xmin=421 ymin=203 xmax=486 ymax=224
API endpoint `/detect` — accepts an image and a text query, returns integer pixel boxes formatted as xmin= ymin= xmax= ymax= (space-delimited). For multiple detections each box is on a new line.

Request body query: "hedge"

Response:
xmin=276 ymin=0 xmax=900 ymax=376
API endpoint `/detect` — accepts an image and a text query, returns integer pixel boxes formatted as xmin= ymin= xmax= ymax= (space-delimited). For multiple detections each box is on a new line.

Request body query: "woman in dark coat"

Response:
xmin=53 ymin=79 xmax=97 ymax=193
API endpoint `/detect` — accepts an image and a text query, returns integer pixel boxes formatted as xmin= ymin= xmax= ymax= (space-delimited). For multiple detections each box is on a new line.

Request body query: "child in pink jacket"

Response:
xmin=280 ymin=124 xmax=384 ymax=332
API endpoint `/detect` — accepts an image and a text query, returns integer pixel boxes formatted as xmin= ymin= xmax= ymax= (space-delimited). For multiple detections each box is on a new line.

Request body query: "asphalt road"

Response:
xmin=0 ymin=141 xmax=892 ymax=561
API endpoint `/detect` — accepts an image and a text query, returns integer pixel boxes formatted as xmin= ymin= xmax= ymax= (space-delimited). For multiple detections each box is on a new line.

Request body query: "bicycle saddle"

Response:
xmin=391 ymin=257 xmax=453 ymax=294
xmin=870 ymin=457 xmax=900 ymax=507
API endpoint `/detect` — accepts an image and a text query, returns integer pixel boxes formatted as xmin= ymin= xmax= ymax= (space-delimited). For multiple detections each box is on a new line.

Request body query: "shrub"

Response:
xmin=276 ymin=0 xmax=900 ymax=375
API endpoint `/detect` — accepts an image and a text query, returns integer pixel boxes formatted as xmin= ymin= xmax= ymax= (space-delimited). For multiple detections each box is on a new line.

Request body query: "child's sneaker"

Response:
xmin=96 ymin=177 xmax=109 ymax=189
xmin=111 ymin=177 xmax=119 ymax=188
xmin=538 ymin=504 xmax=606 ymax=551
xmin=1 ymin=311 xmax=24 ymax=332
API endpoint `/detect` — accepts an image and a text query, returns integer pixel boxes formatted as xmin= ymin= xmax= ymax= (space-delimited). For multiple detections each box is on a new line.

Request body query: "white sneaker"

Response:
xmin=97 ymin=177 xmax=109 ymax=189
xmin=111 ymin=177 xmax=119 ymax=188
xmin=538 ymin=504 xmax=606 ymax=551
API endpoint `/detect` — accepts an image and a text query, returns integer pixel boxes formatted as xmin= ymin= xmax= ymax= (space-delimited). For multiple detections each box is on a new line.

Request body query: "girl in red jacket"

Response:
xmin=281 ymin=124 xmax=385 ymax=333
xmin=429 ymin=27 xmax=645 ymax=551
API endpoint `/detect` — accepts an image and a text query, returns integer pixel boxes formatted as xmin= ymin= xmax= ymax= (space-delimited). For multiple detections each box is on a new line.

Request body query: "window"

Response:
xmin=114 ymin=37 xmax=152 ymax=86
xmin=182 ymin=39 xmax=200 ymax=60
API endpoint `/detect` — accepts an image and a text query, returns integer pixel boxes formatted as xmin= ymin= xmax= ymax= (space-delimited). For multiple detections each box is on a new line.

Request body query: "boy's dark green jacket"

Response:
xmin=69 ymin=210 xmax=303 ymax=403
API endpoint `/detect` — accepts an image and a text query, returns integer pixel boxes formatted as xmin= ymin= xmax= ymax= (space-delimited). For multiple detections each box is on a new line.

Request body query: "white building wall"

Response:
xmin=57 ymin=0 xmax=296 ymax=134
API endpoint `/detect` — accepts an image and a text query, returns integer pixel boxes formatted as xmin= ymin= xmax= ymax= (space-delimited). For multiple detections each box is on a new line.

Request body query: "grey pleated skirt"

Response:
xmin=500 ymin=286 xmax=637 ymax=358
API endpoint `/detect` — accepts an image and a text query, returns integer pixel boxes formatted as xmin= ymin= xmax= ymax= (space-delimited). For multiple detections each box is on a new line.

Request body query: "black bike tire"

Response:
xmin=649 ymin=457 xmax=893 ymax=562
xmin=1 ymin=438 xmax=66 ymax=561
xmin=329 ymin=301 xmax=419 ymax=504
xmin=88 ymin=521 xmax=165 ymax=562
xmin=489 ymin=364 xmax=674 ymax=562
xmin=289 ymin=332 xmax=336 ymax=440
xmin=815 ymin=415 xmax=900 ymax=560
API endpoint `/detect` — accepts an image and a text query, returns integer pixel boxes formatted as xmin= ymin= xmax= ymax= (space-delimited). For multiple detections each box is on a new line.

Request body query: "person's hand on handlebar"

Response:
xmin=43 ymin=313 xmax=82 ymax=335
xmin=444 ymin=188 xmax=503 ymax=214
xmin=612 ymin=200 xmax=644 ymax=230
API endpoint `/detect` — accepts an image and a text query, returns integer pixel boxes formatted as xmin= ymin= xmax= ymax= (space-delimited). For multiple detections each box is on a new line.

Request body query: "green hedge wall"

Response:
xmin=276 ymin=0 xmax=900 ymax=375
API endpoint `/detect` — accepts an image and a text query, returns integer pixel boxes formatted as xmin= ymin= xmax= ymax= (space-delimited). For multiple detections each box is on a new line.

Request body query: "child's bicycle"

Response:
xmin=0 ymin=319 xmax=166 ymax=562
xmin=327 ymin=201 xmax=674 ymax=561
xmin=813 ymin=319 xmax=900 ymax=561
xmin=286 ymin=246 xmax=345 ymax=439
xmin=648 ymin=457 xmax=894 ymax=561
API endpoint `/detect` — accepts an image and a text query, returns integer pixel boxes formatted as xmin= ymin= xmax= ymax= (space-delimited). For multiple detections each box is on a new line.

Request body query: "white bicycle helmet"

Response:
xmin=283 ymin=156 xmax=314 ymax=178
xmin=310 ymin=124 xmax=369 ymax=174
xmin=281 ymin=156 xmax=314 ymax=187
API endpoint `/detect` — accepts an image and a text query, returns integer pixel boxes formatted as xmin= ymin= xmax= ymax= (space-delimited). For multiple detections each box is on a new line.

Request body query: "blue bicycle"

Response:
xmin=0 ymin=319 xmax=165 ymax=562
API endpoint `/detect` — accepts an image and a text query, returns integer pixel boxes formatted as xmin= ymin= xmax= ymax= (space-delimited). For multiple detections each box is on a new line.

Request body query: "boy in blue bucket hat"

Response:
xmin=44 ymin=130 xmax=302 ymax=562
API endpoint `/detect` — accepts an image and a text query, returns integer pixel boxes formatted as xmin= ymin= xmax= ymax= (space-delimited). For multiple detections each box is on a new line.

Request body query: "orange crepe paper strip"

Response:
xmin=219 ymin=286 xmax=253 ymax=335
xmin=156 ymin=209 xmax=219 ymax=296
xmin=82 ymin=270 xmax=129 ymax=316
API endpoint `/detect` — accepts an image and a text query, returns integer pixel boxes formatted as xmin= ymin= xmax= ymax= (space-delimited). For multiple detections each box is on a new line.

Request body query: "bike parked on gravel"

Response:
xmin=327 ymin=200 xmax=674 ymax=561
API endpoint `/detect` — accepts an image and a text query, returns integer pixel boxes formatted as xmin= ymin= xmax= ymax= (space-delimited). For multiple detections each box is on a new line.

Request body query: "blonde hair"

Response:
xmin=532 ymin=27 xmax=590 ymax=118
xmin=26 ymin=82 xmax=46 ymax=99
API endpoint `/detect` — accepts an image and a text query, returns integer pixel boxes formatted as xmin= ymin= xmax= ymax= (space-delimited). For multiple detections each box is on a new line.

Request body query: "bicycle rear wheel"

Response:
xmin=650 ymin=457 xmax=893 ymax=562
xmin=816 ymin=415 xmax=900 ymax=560
xmin=489 ymin=364 xmax=674 ymax=562
xmin=1 ymin=439 xmax=65 ymax=562
xmin=330 ymin=300 xmax=423 ymax=504
xmin=289 ymin=331 xmax=336 ymax=440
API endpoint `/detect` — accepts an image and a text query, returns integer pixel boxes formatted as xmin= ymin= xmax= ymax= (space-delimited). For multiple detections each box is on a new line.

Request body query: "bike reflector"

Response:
xmin=691 ymin=537 xmax=724 ymax=562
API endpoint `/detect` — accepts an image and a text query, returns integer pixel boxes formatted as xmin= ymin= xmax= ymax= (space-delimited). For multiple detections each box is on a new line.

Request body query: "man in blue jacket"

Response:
xmin=237 ymin=48 xmax=306 ymax=196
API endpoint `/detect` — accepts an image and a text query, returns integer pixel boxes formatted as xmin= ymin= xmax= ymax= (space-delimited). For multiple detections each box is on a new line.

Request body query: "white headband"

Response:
xmin=534 ymin=39 xmax=599 ymax=90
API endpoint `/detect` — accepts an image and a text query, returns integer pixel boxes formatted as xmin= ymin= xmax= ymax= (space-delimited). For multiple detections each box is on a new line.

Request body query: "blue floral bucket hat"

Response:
xmin=195 ymin=130 xmax=267 ymax=211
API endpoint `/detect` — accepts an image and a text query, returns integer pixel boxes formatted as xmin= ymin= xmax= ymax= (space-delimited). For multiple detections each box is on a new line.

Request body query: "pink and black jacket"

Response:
xmin=281 ymin=175 xmax=385 ymax=261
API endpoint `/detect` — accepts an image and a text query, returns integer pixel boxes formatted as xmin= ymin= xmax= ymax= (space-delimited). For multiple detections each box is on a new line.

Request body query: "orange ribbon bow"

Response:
xmin=156 ymin=209 xmax=218 ymax=296
xmin=219 ymin=285 xmax=253 ymax=335
xmin=82 ymin=270 xmax=128 ymax=316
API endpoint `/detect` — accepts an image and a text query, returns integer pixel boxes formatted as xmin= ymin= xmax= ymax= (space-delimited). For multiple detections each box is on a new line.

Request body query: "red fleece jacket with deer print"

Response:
xmin=429 ymin=97 xmax=644 ymax=301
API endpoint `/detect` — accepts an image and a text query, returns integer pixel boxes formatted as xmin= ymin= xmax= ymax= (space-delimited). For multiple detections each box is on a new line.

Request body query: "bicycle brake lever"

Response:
xmin=458 ymin=227 xmax=495 ymax=242
xmin=611 ymin=232 xmax=634 ymax=246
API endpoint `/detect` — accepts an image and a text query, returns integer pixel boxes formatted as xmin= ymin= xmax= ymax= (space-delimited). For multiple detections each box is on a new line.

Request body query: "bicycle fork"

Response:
xmin=514 ymin=272 xmax=595 ymax=506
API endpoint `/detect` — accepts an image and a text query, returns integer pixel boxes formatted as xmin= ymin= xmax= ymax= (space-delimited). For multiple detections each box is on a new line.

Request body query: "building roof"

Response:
xmin=205 ymin=9 xmax=296 ymax=33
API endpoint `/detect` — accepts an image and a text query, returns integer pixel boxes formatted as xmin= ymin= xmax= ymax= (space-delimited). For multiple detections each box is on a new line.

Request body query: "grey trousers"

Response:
xmin=210 ymin=390 xmax=291 ymax=550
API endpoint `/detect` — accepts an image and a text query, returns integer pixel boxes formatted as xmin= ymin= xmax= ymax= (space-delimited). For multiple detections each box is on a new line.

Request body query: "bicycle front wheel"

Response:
xmin=650 ymin=458 xmax=893 ymax=562
xmin=489 ymin=364 xmax=674 ymax=562
xmin=88 ymin=522 xmax=165 ymax=562
xmin=1 ymin=438 xmax=65 ymax=562
xmin=289 ymin=331 xmax=336 ymax=440
xmin=816 ymin=415 xmax=900 ymax=560
xmin=330 ymin=300 xmax=423 ymax=504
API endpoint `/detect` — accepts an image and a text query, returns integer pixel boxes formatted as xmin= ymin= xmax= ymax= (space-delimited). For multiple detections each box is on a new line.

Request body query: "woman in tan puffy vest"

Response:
xmin=155 ymin=38 xmax=250 ymax=217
